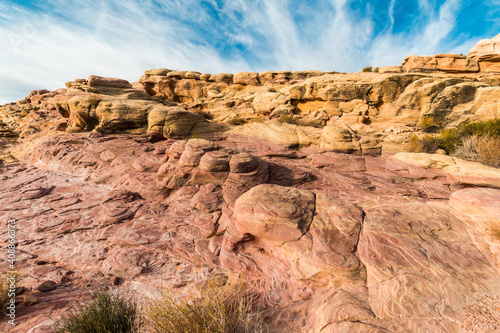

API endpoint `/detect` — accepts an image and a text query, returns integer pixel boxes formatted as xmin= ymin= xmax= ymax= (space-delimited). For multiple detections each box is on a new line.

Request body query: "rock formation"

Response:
xmin=1 ymin=35 xmax=500 ymax=333
xmin=393 ymin=33 xmax=500 ymax=74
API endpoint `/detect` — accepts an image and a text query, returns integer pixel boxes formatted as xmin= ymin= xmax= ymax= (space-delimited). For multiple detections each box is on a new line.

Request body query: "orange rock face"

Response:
xmin=468 ymin=33 xmax=500 ymax=56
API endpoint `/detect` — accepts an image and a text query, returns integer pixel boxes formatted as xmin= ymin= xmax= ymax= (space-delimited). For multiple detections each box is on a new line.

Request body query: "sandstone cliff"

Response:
xmin=0 ymin=36 xmax=499 ymax=333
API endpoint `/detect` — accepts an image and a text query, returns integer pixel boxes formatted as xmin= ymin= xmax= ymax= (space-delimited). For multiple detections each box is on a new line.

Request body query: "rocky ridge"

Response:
xmin=0 ymin=36 xmax=499 ymax=332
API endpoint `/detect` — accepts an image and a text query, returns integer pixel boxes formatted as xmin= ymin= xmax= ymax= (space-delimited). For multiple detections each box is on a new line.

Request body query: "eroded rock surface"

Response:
xmin=1 ymin=35 xmax=500 ymax=332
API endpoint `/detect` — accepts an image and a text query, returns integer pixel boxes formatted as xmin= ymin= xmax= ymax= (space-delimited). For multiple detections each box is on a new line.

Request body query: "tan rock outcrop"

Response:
xmin=402 ymin=54 xmax=479 ymax=73
xmin=468 ymin=33 xmax=500 ymax=56
xmin=233 ymin=71 xmax=260 ymax=85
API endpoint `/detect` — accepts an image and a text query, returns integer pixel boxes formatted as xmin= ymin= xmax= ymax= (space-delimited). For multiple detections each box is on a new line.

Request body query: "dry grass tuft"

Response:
xmin=454 ymin=135 xmax=500 ymax=168
xmin=478 ymin=136 xmax=500 ymax=168
xmin=486 ymin=217 xmax=500 ymax=241
xmin=53 ymin=288 xmax=140 ymax=333
xmin=147 ymin=279 xmax=264 ymax=333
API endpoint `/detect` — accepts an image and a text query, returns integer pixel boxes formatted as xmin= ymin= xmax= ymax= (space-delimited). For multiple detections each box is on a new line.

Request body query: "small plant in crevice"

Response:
xmin=52 ymin=287 xmax=140 ymax=333
xmin=487 ymin=218 xmax=500 ymax=241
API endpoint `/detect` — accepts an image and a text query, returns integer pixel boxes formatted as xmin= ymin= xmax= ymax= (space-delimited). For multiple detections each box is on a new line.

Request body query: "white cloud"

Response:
xmin=0 ymin=0 xmax=489 ymax=104
xmin=367 ymin=0 xmax=479 ymax=67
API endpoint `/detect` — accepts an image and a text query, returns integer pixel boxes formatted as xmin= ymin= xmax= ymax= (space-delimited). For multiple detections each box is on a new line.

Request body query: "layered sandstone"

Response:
xmin=401 ymin=33 xmax=500 ymax=74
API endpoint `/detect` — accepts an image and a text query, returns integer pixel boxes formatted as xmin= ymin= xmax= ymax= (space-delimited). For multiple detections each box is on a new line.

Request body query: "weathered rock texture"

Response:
xmin=1 ymin=35 xmax=500 ymax=333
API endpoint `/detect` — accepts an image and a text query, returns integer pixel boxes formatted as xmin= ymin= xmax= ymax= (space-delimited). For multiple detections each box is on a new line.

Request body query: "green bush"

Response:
xmin=362 ymin=66 xmax=373 ymax=72
xmin=147 ymin=279 xmax=263 ymax=333
xmin=435 ymin=128 xmax=460 ymax=152
xmin=436 ymin=118 xmax=500 ymax=153
xmin=53 ymin=288 xmax=140 ymax=333
xmin=373 ymin=67 xmax=380 ymax=73
xmin=455 ymin=118 xmax=500 ymax=138
xmin=418 ymin=116 xmax=438 ymax=132
xmin=408 ymin=134 xmax=440 ymax=153
xmin=409 ymin=119 xmax=500 ymax=167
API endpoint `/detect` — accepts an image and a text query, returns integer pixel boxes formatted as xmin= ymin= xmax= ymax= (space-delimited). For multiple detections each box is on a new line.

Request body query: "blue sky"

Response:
xmin=1 ymin=0 xmax=499 ymax=104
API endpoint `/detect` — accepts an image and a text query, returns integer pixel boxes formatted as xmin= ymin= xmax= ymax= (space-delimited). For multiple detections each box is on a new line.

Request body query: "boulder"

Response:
xmin=252 ymin=92 xmax=288 ymax=114
xmin=88 ymin=75 xmax=132 ymax=88
xmin=233 ymin=72 xmax=260 ymax=85
xmin=37 ymin=280 xmax=57 ymax=292
xmin=209 ymin=73 xmax=234 ymax=84
xmin=320 ymin=126 xmax=361 ymax=154
xmin=95 ymin=99 xmax=156 ymax=131
xmin=232 ymin=184 xmax=316 ymax=246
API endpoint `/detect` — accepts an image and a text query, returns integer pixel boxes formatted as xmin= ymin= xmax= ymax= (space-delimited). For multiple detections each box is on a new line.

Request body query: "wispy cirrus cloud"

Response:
xmin=0 ymin=0 xmax=498 ymax=104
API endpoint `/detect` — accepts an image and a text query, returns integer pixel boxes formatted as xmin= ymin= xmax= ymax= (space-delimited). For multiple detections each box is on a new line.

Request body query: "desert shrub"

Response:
xmin=435 ymin=128 xmax=460 ymax=152
xmin=455 ymin=118 xmax=500 ymax=138
xmin=53 ymin=288 xmax=140 ymax=333
xmin=478 ymin=136 xmax=500 ymax=167
xmin=362 ymin=66 xmax=373 ymax=72
xmin=453 ymin=135 xmax=482 ymax=162
xmin=429 ymin=119 xmax=500 ymax=166
xmin=0 ymin=271 xmax=22 ymax=315
xmin=412 ymin=119 xmax=500 ymax=157
xmin=418 ymin=116 xmax=438 ymax=132
xmin=455 ymin=135 xmax=500 ymax=167
xmin=408 ymin=134 xmax=440 ymax=153
xmin=373 ymin=67 xmax=380 ymax=73
xmin=147 ymin=279 xmax=263 ymax=333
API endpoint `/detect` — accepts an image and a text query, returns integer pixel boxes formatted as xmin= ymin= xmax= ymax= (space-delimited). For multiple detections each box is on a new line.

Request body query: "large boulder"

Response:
xmin=148 ymin=106 xmax=207 ymax=138
xmin=232 ymin=184 xmax=316 ymax=246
